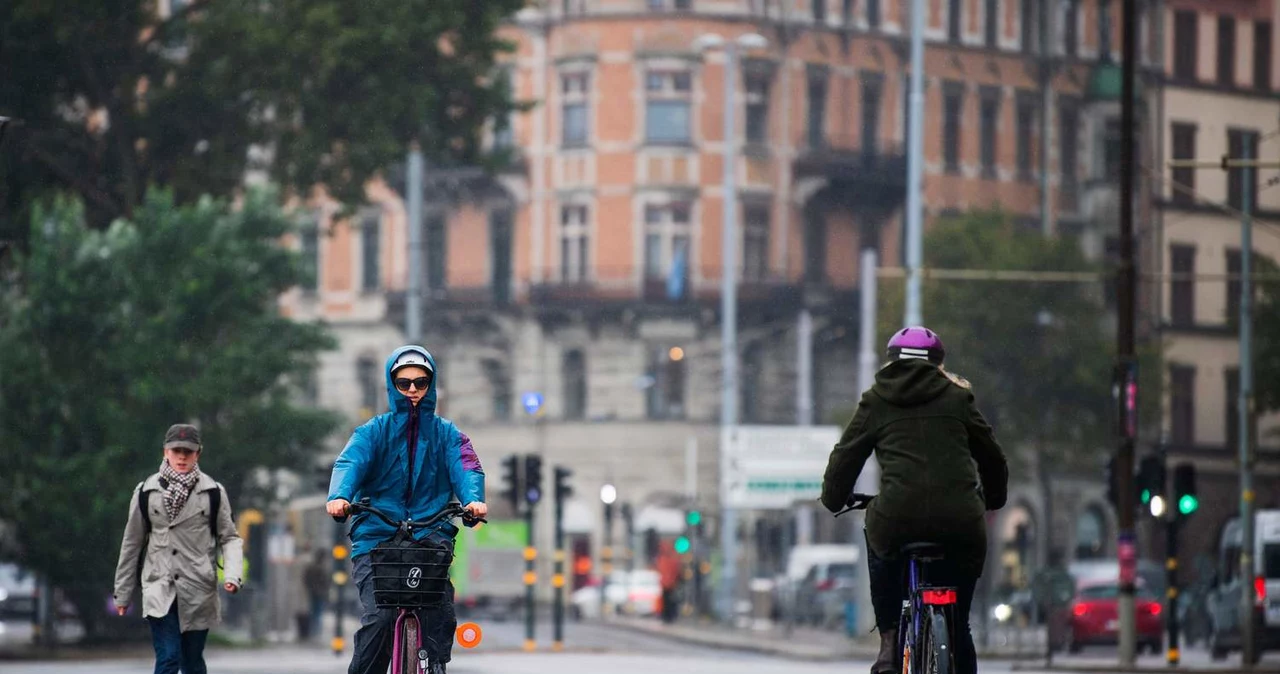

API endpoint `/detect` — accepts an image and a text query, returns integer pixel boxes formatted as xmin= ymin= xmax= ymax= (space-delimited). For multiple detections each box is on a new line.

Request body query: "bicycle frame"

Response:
xmin=901 ymin=554 xmax=958 ymax=674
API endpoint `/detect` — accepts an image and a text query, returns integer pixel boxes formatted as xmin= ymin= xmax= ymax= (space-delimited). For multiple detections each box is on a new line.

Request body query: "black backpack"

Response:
xmin=133 ymin=479 xmax=223 ymax=582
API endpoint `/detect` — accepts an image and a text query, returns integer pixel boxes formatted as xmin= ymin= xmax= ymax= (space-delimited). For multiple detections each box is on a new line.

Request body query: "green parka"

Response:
xmin=820 ymin=359 xmax=1008 ymax=574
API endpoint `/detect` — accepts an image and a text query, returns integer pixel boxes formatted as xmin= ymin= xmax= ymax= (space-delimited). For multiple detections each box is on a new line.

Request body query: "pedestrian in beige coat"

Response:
xmin=113 ymin=424 xmax=244 ymax=674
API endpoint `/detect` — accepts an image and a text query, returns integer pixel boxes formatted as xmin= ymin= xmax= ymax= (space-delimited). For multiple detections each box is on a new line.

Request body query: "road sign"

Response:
xmin=719 ymin=425 xmax=841 ymax=509
xmin=522 ymin=392 xmax=544 ymax=416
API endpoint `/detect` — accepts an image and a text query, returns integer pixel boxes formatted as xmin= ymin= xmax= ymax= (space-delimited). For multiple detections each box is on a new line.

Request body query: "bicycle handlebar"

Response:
xmin=335 ymin=498 xmax=485 ymax=530
xmin=833 ymin=492 xmax=875 ymax=518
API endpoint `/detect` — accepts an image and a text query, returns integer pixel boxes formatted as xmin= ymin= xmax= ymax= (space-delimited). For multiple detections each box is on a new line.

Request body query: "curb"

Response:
xmin=602 ymin=619 xmax=872 ymax=662
xmin=1012 ymin=665 xmax=1280 ymax=674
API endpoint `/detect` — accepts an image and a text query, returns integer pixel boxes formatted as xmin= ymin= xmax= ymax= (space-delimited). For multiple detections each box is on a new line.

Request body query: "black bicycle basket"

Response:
xmin=369 ymin=535 xmax=454 ymax=609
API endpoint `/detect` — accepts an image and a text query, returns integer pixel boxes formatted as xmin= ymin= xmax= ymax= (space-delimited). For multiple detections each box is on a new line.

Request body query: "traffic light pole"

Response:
xmin=1166 ymin=515 xmax=1180 ymax=666
xmin=524 ymin=499 xmax=537 ymax=652
xmin=1116 ymin=0 xmax=1138 ymax=664
xmin=332 ymin=520 xmax=347 ymax=657
xmin=553 ymin=484 xmax=565 ymax=651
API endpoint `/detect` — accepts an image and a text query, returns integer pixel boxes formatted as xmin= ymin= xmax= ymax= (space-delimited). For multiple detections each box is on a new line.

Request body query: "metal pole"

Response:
xmin=1038 ymin=0 xmax=1055 ymax=236
xmin=853 ymin=247 xmax=881 ymax=636
xmin=406 ymin=143 xmax=424 ymax=341
xmin=525 ymin=498 xmax=537 ymax=652
xmin=1116 ymin=0 xmax=1139 ymax=666
xmin=797 ymin=309 xmax=814 ymax=425
xmin=904 ymin=0 xmax=926 ymax=327
xmin=1166 ymin=515 xmax=1180 ymax=666
xmin=601 ymin=501 xmax=614 ymax=618
xmin=1239 ymin=142 xmax=1257 ymax=669
xmin=718 ymin=41 xmax=741 ymax=624
xmin=553 ymin=488 xmax=565 ymax=651
xmin=332 ymin=523 xmax=346 ymax=657
xmin=603 ymin=503 xmax=615 ymax=615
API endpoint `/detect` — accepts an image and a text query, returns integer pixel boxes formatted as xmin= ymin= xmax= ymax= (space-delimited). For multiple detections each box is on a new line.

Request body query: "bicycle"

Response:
xmin=836 ymin=493 xmax=958 ymax=674
xmin=338 ymin=498 xmax=485 ymax=674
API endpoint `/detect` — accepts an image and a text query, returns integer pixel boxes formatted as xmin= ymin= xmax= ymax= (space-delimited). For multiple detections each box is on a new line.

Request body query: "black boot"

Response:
xmin=428 ymin=662 xmax=446 ymax=674
xmin=871 ymin=628 xmax=899 ymax=674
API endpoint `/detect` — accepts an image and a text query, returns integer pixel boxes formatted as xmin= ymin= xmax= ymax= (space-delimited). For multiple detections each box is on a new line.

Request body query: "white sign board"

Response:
xmin=720 ymin=425 xmax=841 ymax=509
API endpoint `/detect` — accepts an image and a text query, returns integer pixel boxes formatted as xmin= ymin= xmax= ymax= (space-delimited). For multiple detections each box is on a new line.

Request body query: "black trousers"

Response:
xmin=866 ymin=534 xmax=979 ymax=674
xmin=347 ymin=552 xmax=457 ymax=674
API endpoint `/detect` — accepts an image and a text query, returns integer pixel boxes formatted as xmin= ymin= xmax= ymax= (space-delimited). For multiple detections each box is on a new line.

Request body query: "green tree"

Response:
xmin=0 ymin=189 xmax=338 ymax=639
xmin=0 ymin=0 xmax=523 ymax=239
xmin=876 ymin=212 xmax=1161 ymax=551
xmin=1248 ymin=255 xmax=1280 ymax=423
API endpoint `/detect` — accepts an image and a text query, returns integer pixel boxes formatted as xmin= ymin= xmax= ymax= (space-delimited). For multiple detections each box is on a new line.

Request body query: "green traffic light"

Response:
xmin=1178 ymin=494 xmax=1199 ymax=515
xmin=1140 ymin=489 xmax=1151 ymax=504
xmin=687 ymin=511 xmax=701 ymax=526
xmin=674 ymin=536 xmax=691 ymax=554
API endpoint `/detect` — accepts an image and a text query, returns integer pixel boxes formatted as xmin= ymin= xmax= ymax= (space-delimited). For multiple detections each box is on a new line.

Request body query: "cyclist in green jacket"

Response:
xmin=821 ymin=327 xmax=1008 ymax=674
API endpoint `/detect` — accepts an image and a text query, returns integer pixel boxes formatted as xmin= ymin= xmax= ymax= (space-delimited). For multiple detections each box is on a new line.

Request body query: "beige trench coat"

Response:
xmin=112 ymin=472 xmax=244 ymax=632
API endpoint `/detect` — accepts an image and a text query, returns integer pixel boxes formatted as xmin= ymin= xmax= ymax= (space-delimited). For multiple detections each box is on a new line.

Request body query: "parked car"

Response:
xmin=780 ymin=545 xmax=860 ymax=628
xmin=1064 ymin=581 xmax=1163 ymax=654
xmin=794 ymin=561 xmax=858 ymax=628
xmin=569 ymin=570 xmax=661 ymax=620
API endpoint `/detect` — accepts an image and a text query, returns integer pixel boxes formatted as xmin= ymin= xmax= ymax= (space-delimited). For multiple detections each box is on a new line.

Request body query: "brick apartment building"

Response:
xmin=279 ymin=0 xmax=1279 ymax=595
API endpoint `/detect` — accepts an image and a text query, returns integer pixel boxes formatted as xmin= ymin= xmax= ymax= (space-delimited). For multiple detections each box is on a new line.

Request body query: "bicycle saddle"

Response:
xmin=900 ymin=542 xmax=945 ymax=560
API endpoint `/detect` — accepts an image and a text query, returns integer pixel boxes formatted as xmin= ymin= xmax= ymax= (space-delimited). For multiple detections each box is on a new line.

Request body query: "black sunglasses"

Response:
xmin=394 ymin=376 xmax=432 ymax=392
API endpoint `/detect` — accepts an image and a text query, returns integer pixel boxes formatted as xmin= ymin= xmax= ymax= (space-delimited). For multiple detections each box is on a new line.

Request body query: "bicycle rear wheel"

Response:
xmin=922 ymin=608 xmax=952 ymax=674
xmin=400 ymin=613 xmax=424 ymax=674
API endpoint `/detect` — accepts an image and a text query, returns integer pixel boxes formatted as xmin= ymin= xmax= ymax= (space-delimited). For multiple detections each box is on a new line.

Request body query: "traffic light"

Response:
xmin=673 ymin=536 xmax=691 ymax=555
xmin=1173 ymin=462 xmax=1199 ymax=516
xmin=525 ymin=455 xmax=543 ymax=504
xmin=686 ymin=510 xmax=702 ymax=527
xmin=500 ymin=455 xmax=521 ymax=511
xmin=1137 ymin=454 xmax=1165 ymax=509
xmin=554 ymin=466 xmax=573 ymax=502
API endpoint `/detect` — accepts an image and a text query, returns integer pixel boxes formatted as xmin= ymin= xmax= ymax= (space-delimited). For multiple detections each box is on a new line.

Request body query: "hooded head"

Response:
xmin=385 ymin=345 xmax=439 ymax=415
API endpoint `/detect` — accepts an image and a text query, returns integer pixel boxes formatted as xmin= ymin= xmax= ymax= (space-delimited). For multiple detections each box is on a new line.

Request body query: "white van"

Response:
xmin=1207 ymin=509 xmax=1280 ymax=662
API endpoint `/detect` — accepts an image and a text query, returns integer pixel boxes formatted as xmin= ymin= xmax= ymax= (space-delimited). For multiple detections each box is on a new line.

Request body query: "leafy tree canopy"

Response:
xmin=0 ymin=189 xmax=339 ymax=637
xmin=0 ymin=0 xmax=524 ymax=241
xmin=876 ymin=211 xmax=1162 ymax=476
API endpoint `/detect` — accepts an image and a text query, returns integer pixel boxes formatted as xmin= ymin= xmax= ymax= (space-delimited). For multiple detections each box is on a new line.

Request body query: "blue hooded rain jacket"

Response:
xmin=328 ymin=346 xmax=485 ymax=558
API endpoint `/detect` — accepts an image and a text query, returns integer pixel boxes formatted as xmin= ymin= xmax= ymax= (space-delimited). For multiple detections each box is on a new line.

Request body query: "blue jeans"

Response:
xmin=348 ymin=539 xmax=457 ymax=674
xmin=148 ymin=600 xmax=208 ymax=674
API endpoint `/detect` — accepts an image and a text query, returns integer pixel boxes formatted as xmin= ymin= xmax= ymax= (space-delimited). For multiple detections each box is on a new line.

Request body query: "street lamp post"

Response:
xmin=600 ymin=484 xmax=617 ymax=617
xmin=694 ymin=30 xmax=768 ymax=625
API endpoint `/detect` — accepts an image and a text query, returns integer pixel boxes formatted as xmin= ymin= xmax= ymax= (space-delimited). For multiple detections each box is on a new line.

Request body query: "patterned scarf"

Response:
xmin=159 ymin=460 xmax=202 ymax=521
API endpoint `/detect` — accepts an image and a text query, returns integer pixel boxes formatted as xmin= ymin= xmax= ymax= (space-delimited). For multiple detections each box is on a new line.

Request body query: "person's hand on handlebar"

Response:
xmin=326 ymin=498 xmax=350 ymax=518
xmin=463 ymin=502 xmax=487 ymax=519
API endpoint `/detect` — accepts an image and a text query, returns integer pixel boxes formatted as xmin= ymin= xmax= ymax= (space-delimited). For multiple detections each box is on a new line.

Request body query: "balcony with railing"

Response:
xmin=794 ymin=136 xmax=908 ymax=202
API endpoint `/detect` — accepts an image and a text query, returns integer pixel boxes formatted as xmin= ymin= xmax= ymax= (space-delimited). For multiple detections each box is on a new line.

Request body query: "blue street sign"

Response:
xmin=522 ymin=392 xmax=544 ymax=416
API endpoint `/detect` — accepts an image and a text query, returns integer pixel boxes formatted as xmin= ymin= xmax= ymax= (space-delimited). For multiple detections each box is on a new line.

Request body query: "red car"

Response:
xmin=1065 ymin=581 xmax=1164 ymax=653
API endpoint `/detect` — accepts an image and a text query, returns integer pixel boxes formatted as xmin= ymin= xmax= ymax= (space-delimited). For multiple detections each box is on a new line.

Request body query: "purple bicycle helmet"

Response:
xmin=886 ymin=326 xmax=945 ymax=364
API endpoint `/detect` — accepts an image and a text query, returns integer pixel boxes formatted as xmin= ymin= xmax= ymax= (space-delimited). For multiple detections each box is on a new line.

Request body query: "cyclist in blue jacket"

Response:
xmin=326 ymin=345 xmax=486 ymax=674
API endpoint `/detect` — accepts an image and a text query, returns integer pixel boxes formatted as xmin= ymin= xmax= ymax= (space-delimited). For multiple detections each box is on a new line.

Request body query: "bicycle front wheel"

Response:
xmin=922 ymin=608 xmax=952 ymax=674
xmin=400 ymin=613 xmax=424 ymax=674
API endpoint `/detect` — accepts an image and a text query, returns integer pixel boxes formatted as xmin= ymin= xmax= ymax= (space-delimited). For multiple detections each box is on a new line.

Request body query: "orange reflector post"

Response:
xmin=456 ymin=622 xmax=483 ymax=649
xmin=523 ymin=547 xmax=537 ymax=561
xmin=922 ymin=589 xmax=957 ymax=605
xmin=332 ymin=636 xmax=345 ymax=652
xmin=523 ymin=571 xmax=537 ymax=585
